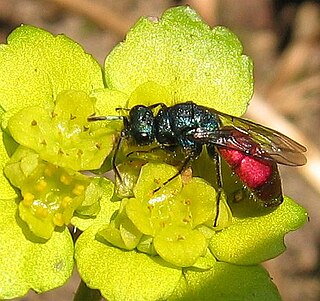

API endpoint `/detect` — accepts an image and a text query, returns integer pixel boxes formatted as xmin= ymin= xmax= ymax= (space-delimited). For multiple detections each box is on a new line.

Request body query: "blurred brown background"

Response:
xmin=1 ymin=0 xmax=319 ymax=300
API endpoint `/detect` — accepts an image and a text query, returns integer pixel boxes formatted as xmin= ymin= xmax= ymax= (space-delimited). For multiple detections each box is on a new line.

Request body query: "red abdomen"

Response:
xmin=219 ymin=148 xmax=272 ymax=188
xmin=218 ymin=135 xmax=283 ymax=207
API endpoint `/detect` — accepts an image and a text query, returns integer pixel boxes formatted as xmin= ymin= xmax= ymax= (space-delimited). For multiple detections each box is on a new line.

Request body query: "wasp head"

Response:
xmin=123 ymin=105 xmax=155 ymax=145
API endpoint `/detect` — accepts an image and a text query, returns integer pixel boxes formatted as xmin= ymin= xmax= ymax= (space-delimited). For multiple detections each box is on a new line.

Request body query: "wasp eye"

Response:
xmin=127 ymin=105 xmax=155 ymax=145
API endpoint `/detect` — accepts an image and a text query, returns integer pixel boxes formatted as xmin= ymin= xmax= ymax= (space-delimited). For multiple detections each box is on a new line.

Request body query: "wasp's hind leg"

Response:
xmin=153 ymin=155 xmax=193 ymax=193
xmin=207 ymin=146 xmax=223 ymax=227
xmin=152 ymin=141 xmax=201 ymax=193
xmin=125 ymin=143 xmax=191 ymax=193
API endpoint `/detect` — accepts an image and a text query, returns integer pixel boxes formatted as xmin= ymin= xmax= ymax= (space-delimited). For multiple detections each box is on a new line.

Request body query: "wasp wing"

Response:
xmin=193 ymin=108 xmax=307 ymax=166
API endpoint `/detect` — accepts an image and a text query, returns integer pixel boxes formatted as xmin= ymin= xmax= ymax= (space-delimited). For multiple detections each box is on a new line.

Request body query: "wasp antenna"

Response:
xmin=116 ymin=107 xmax=130 ymax=113
xmin=87 ymin=115 xmax=123 ymax=122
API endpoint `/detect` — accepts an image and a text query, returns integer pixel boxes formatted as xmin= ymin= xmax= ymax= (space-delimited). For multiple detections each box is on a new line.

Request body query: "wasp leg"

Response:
xmin=115 ymin=107 xmax=130 ymax=114
xmin=87 ymin=113 xmax=124 ymax=181
xmin=112 ymin=135 xmax=124 ymax=182
xmin=115 ymin=103 xmax=167 ymax=114
xmin=208 ymin=149 xmax=223 ymax=227
xmin=153 ymin=155 xmax=192 ymax=193
xmin=148 ymin=102 xmax=167 ymax=110
xmin=126 ymin=146 xmax=163 ymax=159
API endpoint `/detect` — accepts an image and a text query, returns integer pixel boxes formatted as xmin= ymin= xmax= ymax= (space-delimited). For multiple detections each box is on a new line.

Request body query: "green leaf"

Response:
xmin=0 ymin=199 xmax=74 ymax=299
xmin=0 ymin=25 xmax=103 ymax=113
xmin=209 ymin=196 xmax=308 ymax=265
xmin=75 ymin=224 xmax=181 ymax=301
xmin=169 ymin=262 xmax=281 ymax=300
xmin=105 ymin=6 xmax=253 ymax=115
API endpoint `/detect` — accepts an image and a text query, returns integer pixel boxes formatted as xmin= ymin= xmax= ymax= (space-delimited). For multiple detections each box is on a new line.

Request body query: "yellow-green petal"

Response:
xmin=4 ymin=147 xmax=103 ymax=239
xmin=154 ymin=226 xmax=207 ymax=267
xmin=7 ymin=91 xmax=114 ymax=171
xmin=71 ymin=177 xmax=118 ymax=231
xmin=0 ymin=130 xmax=16 ymax=199
xmin=90 ymin=88 xmax=128 ymax=117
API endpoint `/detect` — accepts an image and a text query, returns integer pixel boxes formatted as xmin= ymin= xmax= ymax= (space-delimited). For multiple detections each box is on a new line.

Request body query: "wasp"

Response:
xmin=89 ymin=101 xmax=306 ymax=224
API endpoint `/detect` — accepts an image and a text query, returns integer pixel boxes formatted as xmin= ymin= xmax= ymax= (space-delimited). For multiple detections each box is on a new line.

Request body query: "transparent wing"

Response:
xmin=192 ymin=108 xmax=307 ymax=166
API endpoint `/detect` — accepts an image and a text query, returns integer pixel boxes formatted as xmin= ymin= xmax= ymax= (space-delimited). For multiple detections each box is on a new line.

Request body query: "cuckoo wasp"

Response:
xmin=89 ymin=101 xmax=307 ymax=224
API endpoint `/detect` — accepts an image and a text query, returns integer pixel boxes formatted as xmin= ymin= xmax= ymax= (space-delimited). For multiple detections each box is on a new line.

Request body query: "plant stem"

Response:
xmin=73 ymin=280 xmax=102 ymax=301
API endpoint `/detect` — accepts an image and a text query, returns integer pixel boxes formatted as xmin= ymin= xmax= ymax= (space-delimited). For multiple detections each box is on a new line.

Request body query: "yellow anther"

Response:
xmin=61 ymin=196 xmax=73 ymax=208
xmin=53 ymin=213 xmax=64 ymax=227
xmin=35 ymin=179 xmax=47 ymax=192
xmin=184 ymin=199 xmax=191 ymax=206
xmin=44 ymin=164 xmax=57 ymax=177
xmin=159 ymin=221 xmax=167 ymax=228
xmin=182 ymin=216 xmax=191 ymax=224
xmin=35 ymin=206 xmax=49 ymax=218
xmin=77 ymin=149 xmax=83 ymax=157
xmin=22 ymin=192 xmax=35 ymax=207
xmin=72 ymin=184 xmax=85 ymax=196
xmin=60 ymin=173 xmax=72 ymax=185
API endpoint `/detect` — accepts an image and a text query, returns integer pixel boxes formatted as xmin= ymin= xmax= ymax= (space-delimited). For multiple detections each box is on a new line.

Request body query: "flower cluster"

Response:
xmin=0 ymin=6 xmax=307 ymax=301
